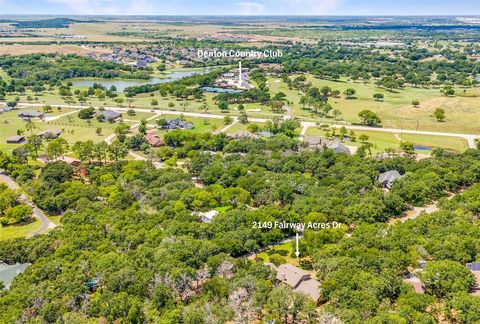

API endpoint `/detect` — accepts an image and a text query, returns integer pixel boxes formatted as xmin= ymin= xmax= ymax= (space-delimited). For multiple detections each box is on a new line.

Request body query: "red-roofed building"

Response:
xmin=146 ymin=133 xmax=165 ymax=147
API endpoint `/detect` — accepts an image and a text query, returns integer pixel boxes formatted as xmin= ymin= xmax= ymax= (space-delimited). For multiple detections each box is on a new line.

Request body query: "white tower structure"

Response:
xmin=238 ymin=61 xmax=242 ymax=87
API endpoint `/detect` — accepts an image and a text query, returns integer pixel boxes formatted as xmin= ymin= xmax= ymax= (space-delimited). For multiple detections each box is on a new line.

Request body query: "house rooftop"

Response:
xmin=6 ymin=136 xmax=25 ymax=143
xmin=0 ymin=262 xmax=30 ymax=290
xmin=276 ymin=264 xmax=320 ymax=301
xmin=327 ymin=141 xmax=351 ymax=155
xmin=18 ymin=110 xmax=44 ymax=118
xmin=191 ymin=210 xmax=219 ymax=223
xmin=97 ymin=110 xmax=122 ymax=121
xmin=467 ymin=262 xmax=480 ymax=296
xmin=378 ymin=170 xmax=404 ymax=188
xmin=276 ymin=264 xmax=310 ymax=288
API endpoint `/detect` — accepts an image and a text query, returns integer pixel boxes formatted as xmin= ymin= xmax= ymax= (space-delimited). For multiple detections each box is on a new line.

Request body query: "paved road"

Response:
xmin=18 ymin=102 xmax=480 ymax=148
xmin=0 ymin=173 xmax=55 ymax=237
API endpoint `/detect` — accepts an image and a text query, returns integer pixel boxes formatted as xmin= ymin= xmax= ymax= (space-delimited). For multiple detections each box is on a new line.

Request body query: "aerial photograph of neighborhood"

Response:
xmin=0 ymin=0 xmax=480 ymax=322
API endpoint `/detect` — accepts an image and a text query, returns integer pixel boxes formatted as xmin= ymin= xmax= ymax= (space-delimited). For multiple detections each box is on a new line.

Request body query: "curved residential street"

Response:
xmin=0 ymin=173 xmax=55 ymax=237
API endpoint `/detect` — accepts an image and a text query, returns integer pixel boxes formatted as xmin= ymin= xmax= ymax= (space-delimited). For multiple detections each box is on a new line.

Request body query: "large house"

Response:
xmin=18 ymin=110 xmax=44 ymax=120
xmin=327 ymin=141 xmax=351 ymax=155
xmin=276 ymin=264 xmax=320 ymax=301
xmin=159 ymin=119 xmax=194 ymax=130
xmin=38 ymin=129 xmax=62 ymax=139
xmin=96 ymin=110 xmax=122 ymax=122
xmin=378 ymin=170 xmax=404 ymax=189
xmin=226 ymin=131 xmax=259 ymax=140
xmin=304 ymin=136 xmax=351 ymax=154
xmin=145 ymin=132 xmax=165 ymax=147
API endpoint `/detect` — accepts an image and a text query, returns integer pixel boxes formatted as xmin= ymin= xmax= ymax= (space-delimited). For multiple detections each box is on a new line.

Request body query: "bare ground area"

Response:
xmin=0 ymin=44 xmax=112 ymax=56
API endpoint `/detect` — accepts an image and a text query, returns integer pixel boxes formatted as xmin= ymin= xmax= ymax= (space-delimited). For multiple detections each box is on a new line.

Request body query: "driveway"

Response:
xmin=0 ymin=173 xmax=55 ymax=237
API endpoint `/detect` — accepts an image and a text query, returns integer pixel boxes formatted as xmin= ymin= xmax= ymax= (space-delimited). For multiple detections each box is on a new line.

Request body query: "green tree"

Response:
xmin=373 ymin=93 xmax=384 ymax=101
xmin=27 ymin=135 xmax=43 ymax=157
xmin=218 ymin=101 xmax=229 ymax=112
xmin=358 ymin=110 xmax=381 ymax=126
xmin=46 ymin=138 xmax=68 ymax=160
xmin=434 ymin=108 xmax=446 ymax=122
xmin=421 ymin=260 xmax=475 ymax=298
xmin=343 ymin=88 xmax=356 ymax=99
xmin=108 ymin=140 xmax=128 ymax=161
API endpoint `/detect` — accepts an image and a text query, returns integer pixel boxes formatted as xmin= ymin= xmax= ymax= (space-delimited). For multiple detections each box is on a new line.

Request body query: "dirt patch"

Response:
xmin=0 ymin=44 xmax=112 ymax=56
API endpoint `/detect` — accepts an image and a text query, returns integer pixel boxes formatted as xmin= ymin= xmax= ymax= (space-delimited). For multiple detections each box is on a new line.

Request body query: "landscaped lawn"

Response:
xmin=153 ymin=114 xmax=225 ymax=135
xmin=0 ymin=219 xmax=42 ymax=240
xmin=268 ymin=76 xmax=480 ymax=134
xmin=256 ymin=240 xmax=299 ymax=266
xmin=305 ymin=127 xmax=469 ymax=153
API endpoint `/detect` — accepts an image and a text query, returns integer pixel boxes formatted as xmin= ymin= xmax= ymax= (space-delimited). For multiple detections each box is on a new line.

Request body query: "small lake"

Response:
xmin=414 ymin=145 xmax=433 ymax=151
xmin=70 ymin=69 xmax=210 ymax=92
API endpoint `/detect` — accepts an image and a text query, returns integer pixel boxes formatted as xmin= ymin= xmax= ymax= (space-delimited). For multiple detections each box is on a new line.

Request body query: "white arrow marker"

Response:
xmin=295 ymin=232 xmax=300 ymax=258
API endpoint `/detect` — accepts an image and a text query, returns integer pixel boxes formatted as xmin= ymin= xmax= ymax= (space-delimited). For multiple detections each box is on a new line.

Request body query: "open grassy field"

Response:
xmin=154 ymin=113 xmax=225 ymax=136
xmin=257 ymin=241 xmax=299 ymax=266
xmin=305 ymin=127 xmax=469 ymax=154
xmin=4 ymin=88 xmax=279 ymax=120
xmin=0 ymin=219 xmax=42 ymax=240
xmin=268 ymin=76 xmax=480 ymax=134
xmin=0 ymin=107 xmax=136 ymax=153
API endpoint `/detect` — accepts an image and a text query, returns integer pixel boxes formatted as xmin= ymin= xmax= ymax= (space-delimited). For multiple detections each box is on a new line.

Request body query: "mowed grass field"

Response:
xmin=257 ymin=241 xmax=299 ymax=266
xmin=0 ymin=107 xmax=152 ymax=153
xmin=4 ymin=88 xmax=279 ymax=120
xmin=268 ymin=75 xmax=480 ymax=134
xmin=154 ymin=114 xmax=225 ymax=136
xmin=0 ymin=219 xmax=42 ymax=240
xmin=305 ymin=127 xmax=469 ymax=154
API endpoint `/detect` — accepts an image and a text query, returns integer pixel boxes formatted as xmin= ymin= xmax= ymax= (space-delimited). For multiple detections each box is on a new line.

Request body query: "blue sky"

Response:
xmin=1 ymin=0 xmax=479 ymax=16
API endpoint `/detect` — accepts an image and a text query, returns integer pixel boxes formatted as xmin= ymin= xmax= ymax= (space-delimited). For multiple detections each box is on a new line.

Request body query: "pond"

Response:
xmin=70 ymin=69 xmax=210 ymax=92
xmin=414 ymin=145 xmax=433 ymax=151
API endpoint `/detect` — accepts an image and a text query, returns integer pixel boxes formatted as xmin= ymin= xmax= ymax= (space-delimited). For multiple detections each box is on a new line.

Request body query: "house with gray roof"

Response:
xmin=96 ymin=110 xmax=122 ymax=122
xmin=378 ymin=170 xmax=404 ymax=189
xmin=0 ymin=262 xmax=30 ymax=290
xmin=276 ymin=264 xmax=320 ymax=301
xmin=327 ymin=141 xmax=351 ymax=155
xmin=6 ymin=136 xmax=25 ymax=144
xmin=39 ymin=129 xmax=62 ymax=139
xmin=304 ymin=136 xmax=324 ymax=148
xmin=18 ymin=110 xmax=44 ymax=119
xmin=158 ymin=119 xmax=194 ymax=130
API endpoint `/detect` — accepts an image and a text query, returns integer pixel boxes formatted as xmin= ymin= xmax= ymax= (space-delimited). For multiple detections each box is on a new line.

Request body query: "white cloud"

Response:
xmin=237 ymin=1 xmax=267 ymax=15
xmin=45 ymin=0 xmax=121 ymax=15
xmin=278 ymin=0 xmax=344 ymax=15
